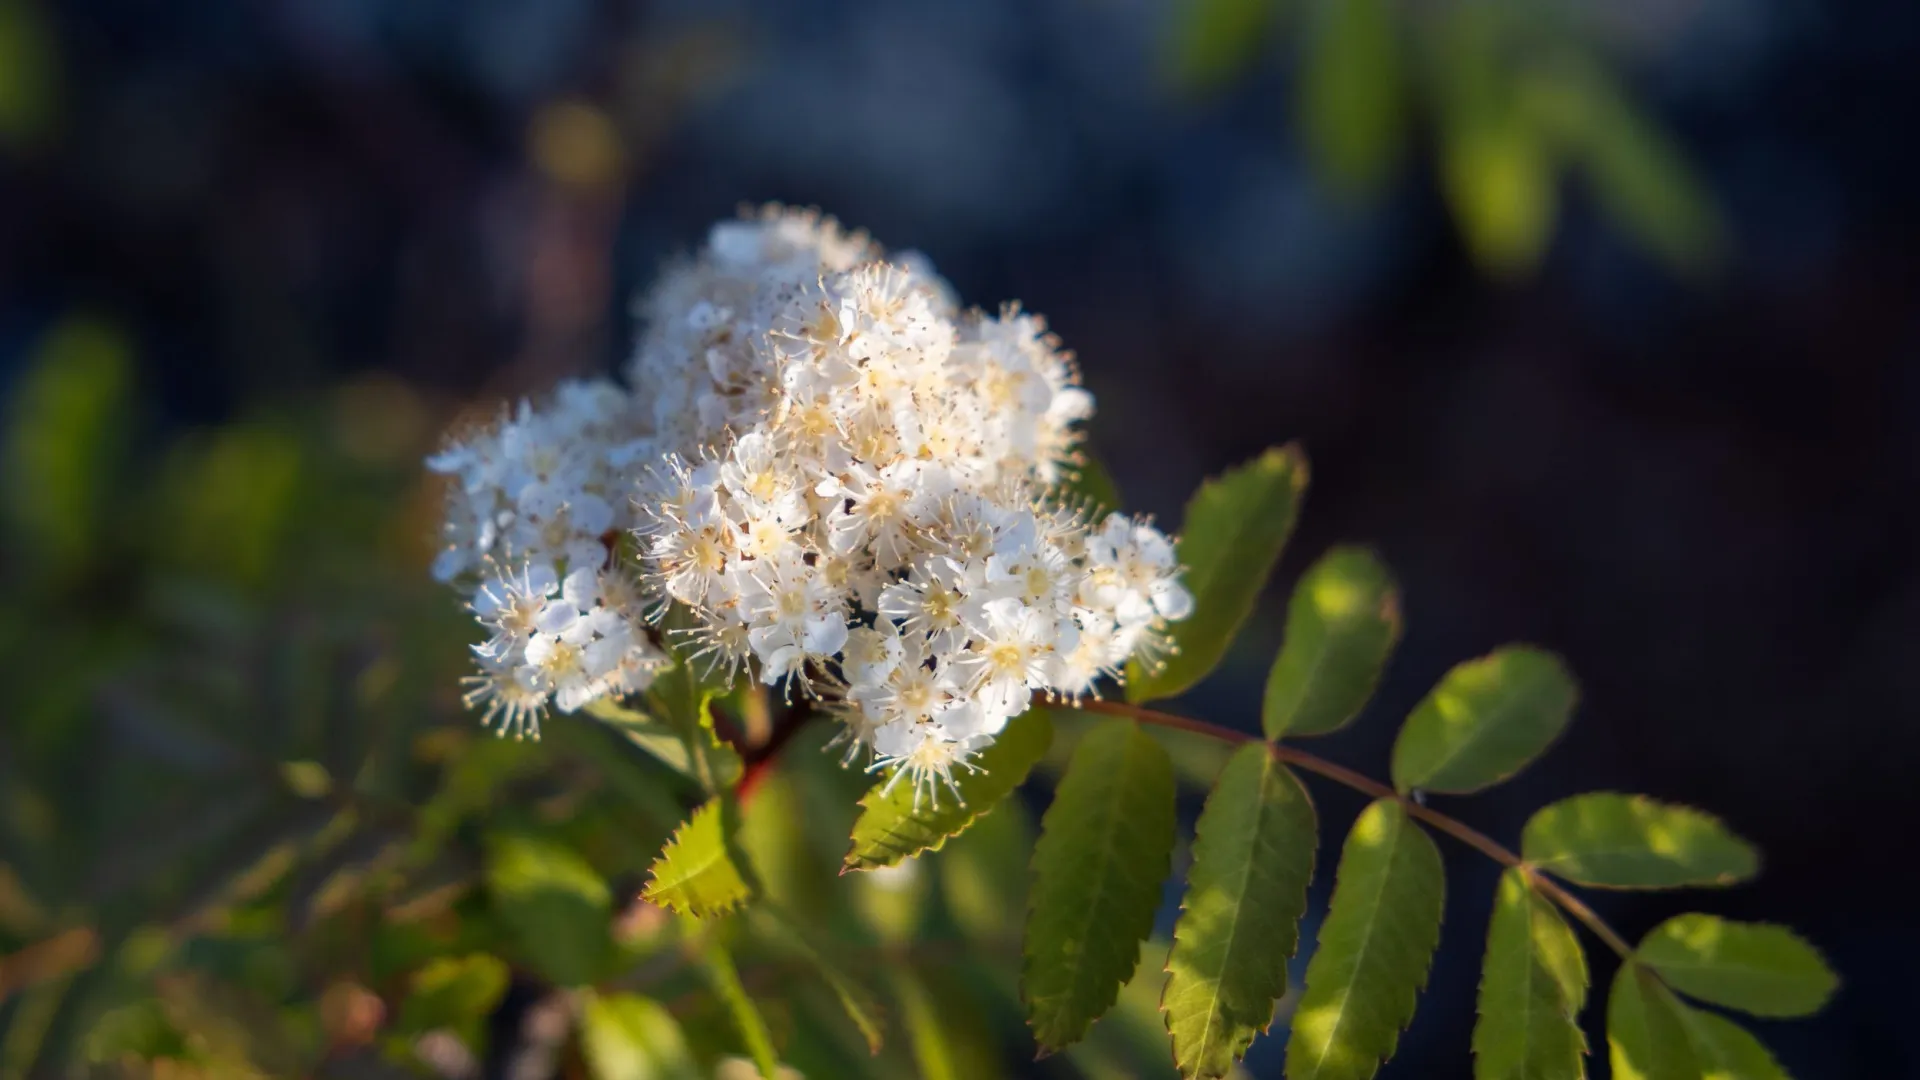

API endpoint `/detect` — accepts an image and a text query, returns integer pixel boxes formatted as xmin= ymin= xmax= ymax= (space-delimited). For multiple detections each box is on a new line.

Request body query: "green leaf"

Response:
xmin=1609 ymin=965 xmax=1795 ymax=1080
xmin=1263 ymin=547 xmax=1402 ymax=739
xmin=1675 ymin=1007 xmax=1791 ymax=1080
xmin=1522 ymin=57 xmax=1723 ymax=274
xmin=1472 ymin=869 xmax=1588 ymax=1080
xmin=580 ymin=991 xmax=703 ymax=1080
xmin=893 ymin=966 xmax=962 ymax=1080
xmin=1167 ymin=0 xmax=1278 ymax=94
xmin=646 ymin=662 xmax=745 ymax=793
xmin=1606 ymin=966 xmax=1697 ymax=1080
xmin=1522 ymin=793 xmax=1759 ymax=890
xmin=1633 ymin=915 xmax=1836 ymax=1019
xmin=1298 ymin=0 xmax=1406 ymax=196
xmin=843 ymin=708 xmax=1053 ymax=872
xmin=703 ymin=940 xmax=783 ymax=1079
xmin=1433 ymin=4 xmax=1557 ymax=277
xmin=1285 ymin=799 xmax=1444 ymax=1080
xmin=3 ymin=315 xmax=131 ymax=575
xmin=1390 ymin=646 xmax=1577 ymax=795
xmin=1163 ymin=744 xmax=1318 ymax=1079
xmin=1024 ymin=721 xmax=1178 ymax=1052
xmin=1058 ymin=450 xmax=1123 ymax=520
xmin=485 ymin=832 xmax=614 ymax=987
xmin=752 ymin=907 xmax=886 ymax=1055
xmin=1128 ymin=445 xmax=1309 ymax=704
xmin=644 ymin=797 xmax=755 ymax=917
xmin=395 ymin=954 xmax=510 ymax=1034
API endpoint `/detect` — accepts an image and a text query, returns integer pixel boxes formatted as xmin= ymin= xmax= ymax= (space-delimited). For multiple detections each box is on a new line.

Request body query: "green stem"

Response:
xmin=1072 ymin=697 xmax=1635 ymax=960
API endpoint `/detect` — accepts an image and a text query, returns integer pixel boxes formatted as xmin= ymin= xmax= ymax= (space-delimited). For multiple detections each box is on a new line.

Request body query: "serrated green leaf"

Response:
xmin=843 ymin=708 xmax=1053 ymax=872
xmin=1472 ymin=869 xmax=1588 ymax=1080
xmin=1298 ymin=0 xmax=1406 ymax=196
xmin=580 ymin=991 xmax=703 ymax=1080
xmin=486 ymin=831 xmax=614 ymax=987
xmin=1606 ymin=966 xmax=1697 ymax=1080
xmin=1522 ymin=793 xmax=1758 ymax=890
xmin=703 ymin=940 xmax=782 ymax=1079
xmin=644 ymin=797 xmax=755 ymax=917
xmin=1164 ymin=744 xmax=1317 ymax=1078
xmin=1286 ymin=799 xmax=1444 ymax=1080
xmin=1129 ymin=446 xmax=1309 ymax=704
xmin=1024 ymin=721 xmax=1177 ymax=1052
xmin=395 ymin=954 xmax=509 ymax=1034
xmin=1264 ymin=547 xmax=1402 ymax=740
xmin=1390 ymin=647 xmax=1577 ymax=795
xmin=1634 ymin=915 xmax=1836 ymax=1019
xmin=1675 ymin=1006 xmax=1792 ymax=1080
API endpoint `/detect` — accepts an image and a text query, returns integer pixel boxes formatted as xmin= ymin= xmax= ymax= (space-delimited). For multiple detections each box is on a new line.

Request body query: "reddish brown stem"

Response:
xmin=1072 ymin=697 xmax=1635 ymax=959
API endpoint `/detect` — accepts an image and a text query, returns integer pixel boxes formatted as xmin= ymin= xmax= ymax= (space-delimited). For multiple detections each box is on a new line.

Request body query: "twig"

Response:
xmin=1072 ymin=697 xmax=1635 ymax=959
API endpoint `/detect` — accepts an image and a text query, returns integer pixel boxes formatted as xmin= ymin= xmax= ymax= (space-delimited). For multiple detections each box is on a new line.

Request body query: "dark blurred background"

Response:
xmin=2 ymin=0 xmax=1916 ymax=1076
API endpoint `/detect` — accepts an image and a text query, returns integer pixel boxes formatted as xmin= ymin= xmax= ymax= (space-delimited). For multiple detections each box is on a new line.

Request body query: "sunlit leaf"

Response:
xmin=1298 ymin=0 xmax=1405 ymax=195
xmin=1264 ymin=547 xmax=1402 ymax=739
xmin=1522 ymin=793 xmax=1758 ymax=890
xmin=1434 ymin=4 xmax=1557 ymax=277
xmin=1390 ymin=647 xmax=1577 ymax=794
xmin=1633 ymin=915 xmax=1836 ymax=1019
xmin=580 ymin=991 xmax=703 ymax=1080
xmin=1286 ymin=799 xmax=1444 ymax=1080
xmin=1163 ymin=744 xmax=1317 ymax=1078
xmin=1024 ymin=721 xmax=1177 ymax=1052
xmin=1606 ymin=966 xmax=1696 ymax=1080
xmin=644 ymin=797 xmax=755 ymax=918
xmin=486 ymin=831 xmax=613 ymax=986
xmin=1129 ymin=446 xmax=1309 ymax=703
xmin=1675 ymin=1006 xmax=1791 ymax=1080
xmin=843 ymin=708 xmax=1052 ymax=872
xmin=1472 ymin=868 xmax=1588 ymax=1079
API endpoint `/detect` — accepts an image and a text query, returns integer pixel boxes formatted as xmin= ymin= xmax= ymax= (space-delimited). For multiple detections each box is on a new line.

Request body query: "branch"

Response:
xmin=1072 ymin=697 xmax=1635 ymax=960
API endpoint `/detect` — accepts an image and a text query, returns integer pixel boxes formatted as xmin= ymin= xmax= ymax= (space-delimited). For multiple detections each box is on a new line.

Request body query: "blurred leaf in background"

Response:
xmin=0 ymin=0 xmax=56 ymax=150
xmin=1166 ymin=0 xmax=1723 ymax=277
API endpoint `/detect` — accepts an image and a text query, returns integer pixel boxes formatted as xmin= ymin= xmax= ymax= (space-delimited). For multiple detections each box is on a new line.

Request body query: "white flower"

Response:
xmin=432 ymin=206 xmax=1192 ymax=772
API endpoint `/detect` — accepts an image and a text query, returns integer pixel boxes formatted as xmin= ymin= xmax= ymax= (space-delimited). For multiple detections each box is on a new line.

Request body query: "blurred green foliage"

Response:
xmin=1169 ymin=0 xmax=1723 ymax=277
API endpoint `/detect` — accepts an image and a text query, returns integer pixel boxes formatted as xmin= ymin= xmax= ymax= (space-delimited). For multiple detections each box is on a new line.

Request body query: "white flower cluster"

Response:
xmin=430 ymin=206 xmax=1191 ymax=795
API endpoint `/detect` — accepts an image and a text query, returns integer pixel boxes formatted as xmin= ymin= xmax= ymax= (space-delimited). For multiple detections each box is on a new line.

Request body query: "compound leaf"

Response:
xmin=1024 ymin=721 xmax=1177 ymax=1052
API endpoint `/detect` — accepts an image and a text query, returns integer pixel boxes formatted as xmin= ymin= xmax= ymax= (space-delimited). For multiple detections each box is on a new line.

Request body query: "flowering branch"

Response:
xmin=1073 ymin=697 xmax=1635 ymax=959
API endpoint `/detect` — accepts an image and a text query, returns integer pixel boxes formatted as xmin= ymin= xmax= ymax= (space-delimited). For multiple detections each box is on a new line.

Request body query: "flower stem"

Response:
xmin=1072 ymin=697 xmax=1635 ymax=960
